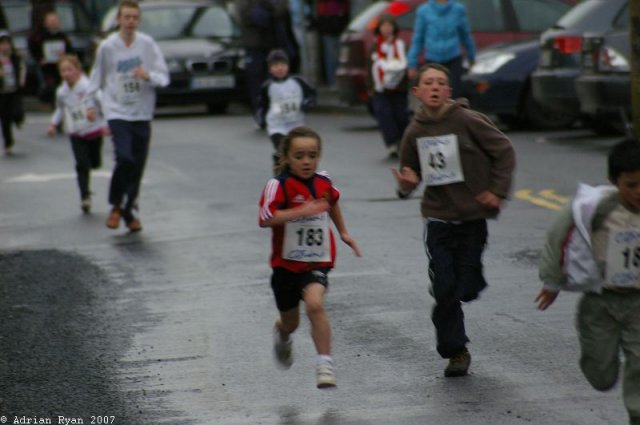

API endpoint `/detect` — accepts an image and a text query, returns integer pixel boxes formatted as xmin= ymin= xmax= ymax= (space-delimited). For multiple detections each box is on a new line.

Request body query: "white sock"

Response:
xmin=317 ymin=354 xmax=334 ymax=365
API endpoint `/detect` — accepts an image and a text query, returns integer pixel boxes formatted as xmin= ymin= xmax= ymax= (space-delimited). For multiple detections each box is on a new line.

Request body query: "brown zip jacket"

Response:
xmin=399 ymin=98 xmax=516 ymax=221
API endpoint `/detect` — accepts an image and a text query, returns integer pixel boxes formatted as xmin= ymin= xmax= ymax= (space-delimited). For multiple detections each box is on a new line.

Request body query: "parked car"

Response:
xmin=574 ymin=26 xmax=630 ymax=135
xmin=336 ymin=0 xmax=576 ymax=106
xmin=101 ymin=0 xmax=245 ymax=113
xmin=0 ymin=0 xmax=95 ymax=95
xmin=462 ymin=38 xmax=576 ymax=129
xmin=531 ymin=0 xmax=628 ymax=128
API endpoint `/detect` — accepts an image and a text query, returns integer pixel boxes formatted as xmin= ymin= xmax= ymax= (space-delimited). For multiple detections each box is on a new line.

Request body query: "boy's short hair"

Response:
xmin=118 ymin=0 xmax=140 ymax=16
xmin=608 ymin=138 xmax=640 ymax=182
xmin=414 ymin=63 xmax=450 ymax=87
xmin=267 ymin=49 xmax=289 ymax=65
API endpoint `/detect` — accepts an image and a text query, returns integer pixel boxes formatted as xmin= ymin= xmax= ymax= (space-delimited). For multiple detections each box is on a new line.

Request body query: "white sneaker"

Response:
xmin=273 ymin=326 xmax=293 ymax=369
xmin=316 ymin=359 xmax=336 ymax=389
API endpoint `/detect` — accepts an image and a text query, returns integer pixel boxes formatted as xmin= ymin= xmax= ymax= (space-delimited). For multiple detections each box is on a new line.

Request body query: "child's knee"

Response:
xmin=305 ymin=299 xmax=325 ymax=318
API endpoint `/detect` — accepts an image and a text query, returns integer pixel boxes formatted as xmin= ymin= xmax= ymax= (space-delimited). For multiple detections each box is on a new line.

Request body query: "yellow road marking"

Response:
xmin=515 ymin=189 xmax=565 ymax=211
xmin=539 ymin=189 xmax=569 ymax=203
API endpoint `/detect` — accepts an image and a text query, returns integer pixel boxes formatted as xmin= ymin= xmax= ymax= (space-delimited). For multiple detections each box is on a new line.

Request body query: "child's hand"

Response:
xmin=535 ymin=289 xmax=559 ymax=311
xmin=102 ymin=126 xmax=111 ymax=136
xmin=391 ymin=166 xmax=419 ymax=191
xmin=46 ymin=124 xmax=57 ymax=137
xmin=341 ymin=232 xmax=361 ymax=257
xmin=86 ymin=108 xmax=96 ymax=122
xmin=299 ymin=198 xmax=330 ymax=217
xmin=133 ymin=66 xmax=149 ymax=81
xmin=475 ymin=191 xmax=503 ymax=209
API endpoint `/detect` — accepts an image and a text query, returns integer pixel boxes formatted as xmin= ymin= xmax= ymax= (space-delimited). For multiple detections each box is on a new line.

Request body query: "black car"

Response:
xmin=530 ymin=0 xmax=628 ymax=126
xmin=462 ymin=38 xmax=575 ymax=130
xmin=101 ymin=0 xmax=244 ymax=113
xmin=575 ymin=26 xmax=630 ymax=135
xmin=0 ymin=0 xmax=95 ymax=95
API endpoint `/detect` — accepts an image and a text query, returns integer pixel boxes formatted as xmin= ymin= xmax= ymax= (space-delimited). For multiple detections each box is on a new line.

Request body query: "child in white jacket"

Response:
xmin=48 ymin=54 xmax=106 ymax=213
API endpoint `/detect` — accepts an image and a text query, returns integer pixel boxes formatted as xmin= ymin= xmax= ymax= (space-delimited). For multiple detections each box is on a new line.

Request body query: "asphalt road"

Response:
xmin=0 ymin=102 xmax=630 ymax=425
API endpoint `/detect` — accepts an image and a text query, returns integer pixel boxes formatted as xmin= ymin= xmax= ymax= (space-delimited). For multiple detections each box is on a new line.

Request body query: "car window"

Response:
xmin=511 ymin=0 xmax=572 ymax=32
xmin=138 ymin=7 xmax=195 ymax=39
xmin=192 ymin=6 xmax=235 ymax=38
xmin=56 ymin=4 xmax=91 ymax=33
xmin=457 ymin=0 xmax=505 ymax=32
xmin=613 ymin=3 xmax=629 ymax=29
xmin=346 ymin=1 xmax=388 ymax=32
xmin=554 ymin=0 xmax=620 ymax=31
xmin=2 ymin=4 xmax=30 ymax=32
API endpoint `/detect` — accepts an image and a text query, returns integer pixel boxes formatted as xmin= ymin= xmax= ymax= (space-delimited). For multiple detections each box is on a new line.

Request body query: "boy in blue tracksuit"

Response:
xmin=257 ymin=49 xmax=317 ymax=173
xmin=536 ymin=138 xmax=640 ymax=425
xmin=407 ymin=0 xmax=476 ymax=98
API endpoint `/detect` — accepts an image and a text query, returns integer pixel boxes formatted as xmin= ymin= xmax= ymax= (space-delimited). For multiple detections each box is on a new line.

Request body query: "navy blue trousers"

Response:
xmin=107 ymin=120 xmax=150 ymax=212
xmin=371 ymin=91 xmax=409 ymax=148
xmin=424 ymin=219 xmax=488 ymax=358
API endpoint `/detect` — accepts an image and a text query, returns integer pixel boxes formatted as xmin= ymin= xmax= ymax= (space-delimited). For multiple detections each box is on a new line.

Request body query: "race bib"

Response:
xmin=417 ymin=134 xmax=465 ymax=186
xmin=282 ymin=212 xmax=330 ymax=262
xmin=605 ymin=228 xmax=640 ymax=287
xmin=274 ymin=97 xmax=300 ymax=119
xmin=116 ymin=73 xmax=142 ymax=105
xmin=43 ymin=40 xmax=65 ymax=63
xmin=63 ymin=98 xmax=92 ymax=134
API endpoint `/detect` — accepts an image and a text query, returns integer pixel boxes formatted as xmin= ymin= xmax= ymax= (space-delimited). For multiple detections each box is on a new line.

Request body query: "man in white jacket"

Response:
xmin=87 ymin=0 xmax=169 ymax=232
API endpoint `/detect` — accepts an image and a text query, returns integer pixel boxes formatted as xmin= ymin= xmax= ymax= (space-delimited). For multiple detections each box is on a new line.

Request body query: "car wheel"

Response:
xmin=523 ymin=89 xmax=576 ymax=130
xmin=588 ymin=114 xmax=626 ymax=136
xmin=207 ymin=102 xmax=229 ymax=114
xmin=497 ymin=113 xmax=525 ymax=130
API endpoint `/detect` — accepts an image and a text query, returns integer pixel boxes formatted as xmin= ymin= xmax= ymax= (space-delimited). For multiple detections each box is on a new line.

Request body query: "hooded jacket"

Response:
xmin=399 ymin=99 xmax=515 ymax=221
xmin=407 ymin=0 xmax=476 ymax=68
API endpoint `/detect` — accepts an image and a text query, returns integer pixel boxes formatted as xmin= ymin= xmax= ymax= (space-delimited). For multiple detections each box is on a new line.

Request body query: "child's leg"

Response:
xmin=88 ymin=136 xmax=104 ymax=169
xmin=303 ymin=283 xmax=330 ymax=355
xmin=276 ymin=307 xmax=300 ymax=338
xmin=577 ymin=292 xmax=621 ymax=391
xmin=621 ymin=293 xmax=640 ymax=423
xmin=455 ymin=220 xmax=488 ymax=302
xmin=0 ymin=94 xmax=14 ymax=150
xmin=70 ymin=136 xmax=92 ymax=200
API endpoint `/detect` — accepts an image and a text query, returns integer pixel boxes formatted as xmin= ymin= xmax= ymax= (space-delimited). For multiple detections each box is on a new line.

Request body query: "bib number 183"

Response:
xmin=296 ymin=227 xmax=323 ymax=246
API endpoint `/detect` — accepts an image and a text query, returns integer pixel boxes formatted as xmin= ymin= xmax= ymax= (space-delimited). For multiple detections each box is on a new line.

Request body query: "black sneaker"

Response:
xmin=444 ymin=348 xmax=471 ymax=377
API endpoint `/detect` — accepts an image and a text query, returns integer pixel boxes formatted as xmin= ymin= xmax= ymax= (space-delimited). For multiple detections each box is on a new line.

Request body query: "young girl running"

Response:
xmin=47 ymin=55 xmax=106 ymax=213
xmin=258 ymin=126 xmax=361 ymax=389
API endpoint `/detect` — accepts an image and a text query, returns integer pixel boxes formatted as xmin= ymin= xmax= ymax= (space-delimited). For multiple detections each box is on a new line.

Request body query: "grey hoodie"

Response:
xmin=399 ymin=99 xmax=516 ymax=221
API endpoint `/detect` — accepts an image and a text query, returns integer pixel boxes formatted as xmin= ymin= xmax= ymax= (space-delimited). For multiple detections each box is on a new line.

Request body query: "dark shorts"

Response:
xmin=270 ymin=267 xmax=330 ymax=312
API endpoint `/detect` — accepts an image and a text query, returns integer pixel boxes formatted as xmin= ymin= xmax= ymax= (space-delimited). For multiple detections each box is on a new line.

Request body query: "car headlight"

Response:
xmin=469 ymin=53 xmax=516 ymax=75
xmin=166 ymin=59 xmax=184 ymax=73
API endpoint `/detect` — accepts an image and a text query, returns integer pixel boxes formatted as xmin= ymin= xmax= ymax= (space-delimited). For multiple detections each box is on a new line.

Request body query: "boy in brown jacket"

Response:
xmin=392 ymin=63 xmax=516 ymax=377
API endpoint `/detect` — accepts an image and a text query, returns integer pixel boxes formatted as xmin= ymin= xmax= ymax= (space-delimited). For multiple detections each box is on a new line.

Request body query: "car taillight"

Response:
xmin=553 ymin=35 xmax=582 ymax=54
xmin=598 ymin=46 xmax=629 ymax=72
xmin=387 ymin=2 xmax=410 ymax=16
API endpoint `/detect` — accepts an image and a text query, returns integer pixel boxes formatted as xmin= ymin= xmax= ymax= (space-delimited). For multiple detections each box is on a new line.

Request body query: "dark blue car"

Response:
xmin=461 ymin=38 xmax=575 ymax=129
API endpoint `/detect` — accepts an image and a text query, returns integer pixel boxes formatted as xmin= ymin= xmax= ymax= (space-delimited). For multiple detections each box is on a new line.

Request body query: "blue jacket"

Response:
xmin=407 ymin=0 xmax=476 ymax=69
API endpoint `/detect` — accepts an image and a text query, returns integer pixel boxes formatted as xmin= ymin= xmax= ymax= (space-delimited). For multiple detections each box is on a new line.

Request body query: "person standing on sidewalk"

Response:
xmin=312 ymin=0 xmax=350 ymax=89
xmin=392 ymin=64 xmax=515 ymax=377
xmin=28 ymin=11 xmax=72 ymax=106
xmin=406 ymin=0 xmax=475 ymax=98
xmin=0 ymin=31 xmax=26 ymax=156
xmin=87 ymin=0 xmax=169 ymax=232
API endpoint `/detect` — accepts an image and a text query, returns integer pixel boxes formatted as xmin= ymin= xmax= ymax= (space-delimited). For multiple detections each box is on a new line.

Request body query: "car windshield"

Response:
xmin=2 ymin=3 xmax=91 ymax=33
xmin=347 ymin=1 xmax=388 ymax=32
xmin=137 ymin=5 xmax=235 ymax=39
xmin=554 ymin=0 xmax=621 ymax=31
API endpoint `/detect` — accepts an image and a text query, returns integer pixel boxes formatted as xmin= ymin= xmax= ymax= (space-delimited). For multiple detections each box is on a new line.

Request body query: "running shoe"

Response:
xmin=444 ymin=348 xmax=471 ymax=377
xmin=273 ymin=325 xmax=293 ymax=369
xmin=316 ymin=359 xmax=336 ymax=389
